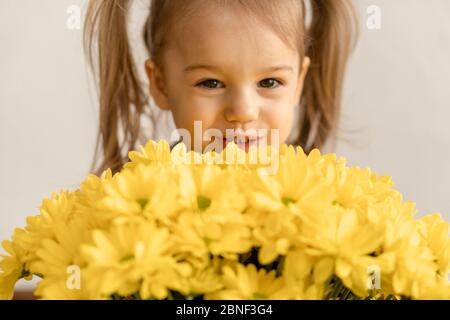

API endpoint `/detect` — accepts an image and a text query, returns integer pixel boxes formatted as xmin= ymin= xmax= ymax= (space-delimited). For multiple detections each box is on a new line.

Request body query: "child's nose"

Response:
xmin=224 ymin=88 xmax=260 ymax=124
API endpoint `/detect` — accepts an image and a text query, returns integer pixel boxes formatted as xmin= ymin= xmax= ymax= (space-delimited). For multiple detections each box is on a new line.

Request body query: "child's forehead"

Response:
xmin=169 ymin=10 xmax=299 ymax=68
xmin=174 ymin=6 xmax=264 ymax=43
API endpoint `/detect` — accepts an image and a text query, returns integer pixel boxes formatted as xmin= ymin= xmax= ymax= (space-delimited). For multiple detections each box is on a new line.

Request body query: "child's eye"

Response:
xmin=258 ymin=78 xmax=283 ymax=89
xmin=196 ymin=79 xmax=225 ymax=89
xmin=195 ymin=78 xmax=283 ymax=90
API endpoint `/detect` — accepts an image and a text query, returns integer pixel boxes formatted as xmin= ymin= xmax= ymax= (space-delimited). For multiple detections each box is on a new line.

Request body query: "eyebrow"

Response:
xmin=184 ymin=64 xmax=294 ymax=73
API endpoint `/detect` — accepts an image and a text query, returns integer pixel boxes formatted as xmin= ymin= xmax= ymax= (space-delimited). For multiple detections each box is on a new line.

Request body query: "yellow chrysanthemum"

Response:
xmin=245 ymin=148 xmax=336 ymax=214
xmin=1 ymin=139 xmax=448 ymax=300
xmin=74 ymin=168 xmax=114 ymax=229
xmin=299 ymin=206 xmax=386 ymax=297
xmin=172 ymin=212 xmax=252 ymax=268
xmin=362 ymin=197 xmax=422 ymax=296
xmin=242 ymin=148 xmax=340 ymax=265
xmin=125 ymin=139 xmax=173 ymax=169
xmin=416 ymin=213 xmax=450 ymax=276
xmin=178 ymin=261 xmax=224 ymax=297
xmin=280 ymin=249 xmax=326 ymax=299
xmin=206 ymin=263 xmax=289 ymax=300
xmin=332 ymin=166 xmax=397 ymax=220
xmin=176 ymin=164 xmax=246 ymax=221
xmin=0 ymin=229 xmax=32 ymax=300
xmin=390 ymin=242 xmax=446 ymax=299
xmin=249 ymin=207 xmax=300 ymax=265
xmin=97 ymin=164 xmax=180 ymax=224
xmin=29 ymin=217 xmax=91 ymax=298
xmin=283 ymin=249 xmax=316 ymax=282
xmin=19 ymin=191 xmax=79 ymax=263
xmin=81 ymin=221 xmax=190 ymax=299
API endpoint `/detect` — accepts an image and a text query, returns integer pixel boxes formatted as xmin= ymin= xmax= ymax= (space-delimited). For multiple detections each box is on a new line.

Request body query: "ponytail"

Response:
xmin=84 ymin=0 xmax=148 ymax=175
xmin=296 ymin=0 xmax=358 ymax=152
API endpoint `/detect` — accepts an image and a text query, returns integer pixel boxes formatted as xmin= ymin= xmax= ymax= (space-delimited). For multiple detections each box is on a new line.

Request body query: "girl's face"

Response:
xmin=146 ymin=5 xmax=310 ymax=151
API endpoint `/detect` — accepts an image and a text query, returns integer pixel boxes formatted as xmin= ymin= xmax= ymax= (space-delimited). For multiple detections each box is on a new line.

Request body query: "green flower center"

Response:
xmin=120 ymin=254 xmax=134 ymax=263
xmin=282 ymin=197 xmax=295 ymax=206
xmin=203 ymin=237 xmax=213 ymax=246
xmin=197 ymin=195 xmax=212 ymax=211
xmin=253 ymin=293 xmax=267 ymax=299
xmin=332 ymin=200 xmax=344 ymax=207
xmin=137 ymin=198 xmax=148 ymax=210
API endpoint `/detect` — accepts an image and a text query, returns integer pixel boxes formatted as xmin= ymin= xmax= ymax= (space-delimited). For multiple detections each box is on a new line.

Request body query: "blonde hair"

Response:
xmin=84 ymin=0 xmax=358 ymax=175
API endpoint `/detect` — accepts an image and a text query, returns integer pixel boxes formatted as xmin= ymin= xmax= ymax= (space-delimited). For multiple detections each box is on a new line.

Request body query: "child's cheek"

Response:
xmin=264 ymin=105 xmax=295 ymax=143
xmin=171 ymin=101 xmax=217 ymax=133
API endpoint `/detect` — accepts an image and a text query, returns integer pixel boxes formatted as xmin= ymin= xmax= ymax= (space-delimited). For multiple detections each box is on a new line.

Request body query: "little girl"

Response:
xmin=84 ymin=0 xmax=358 ymax=175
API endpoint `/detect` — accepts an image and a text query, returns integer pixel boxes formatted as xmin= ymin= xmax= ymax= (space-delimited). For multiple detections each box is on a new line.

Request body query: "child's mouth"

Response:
xmin=222 ymin=136 xmax=264 ymax=152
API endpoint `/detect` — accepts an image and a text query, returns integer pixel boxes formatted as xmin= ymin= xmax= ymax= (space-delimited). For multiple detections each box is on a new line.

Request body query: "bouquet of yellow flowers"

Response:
xmin=0 ymin=140 xmax=449 ymax=300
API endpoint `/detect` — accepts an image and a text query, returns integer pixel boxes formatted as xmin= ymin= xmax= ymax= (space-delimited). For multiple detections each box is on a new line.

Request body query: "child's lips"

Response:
xmin=222 ymin=136 xmax=265 ymax=151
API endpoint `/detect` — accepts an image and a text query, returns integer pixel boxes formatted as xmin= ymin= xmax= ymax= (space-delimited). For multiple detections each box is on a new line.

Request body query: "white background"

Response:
xmin=1 ymin=0 xmax=449 ymax=290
